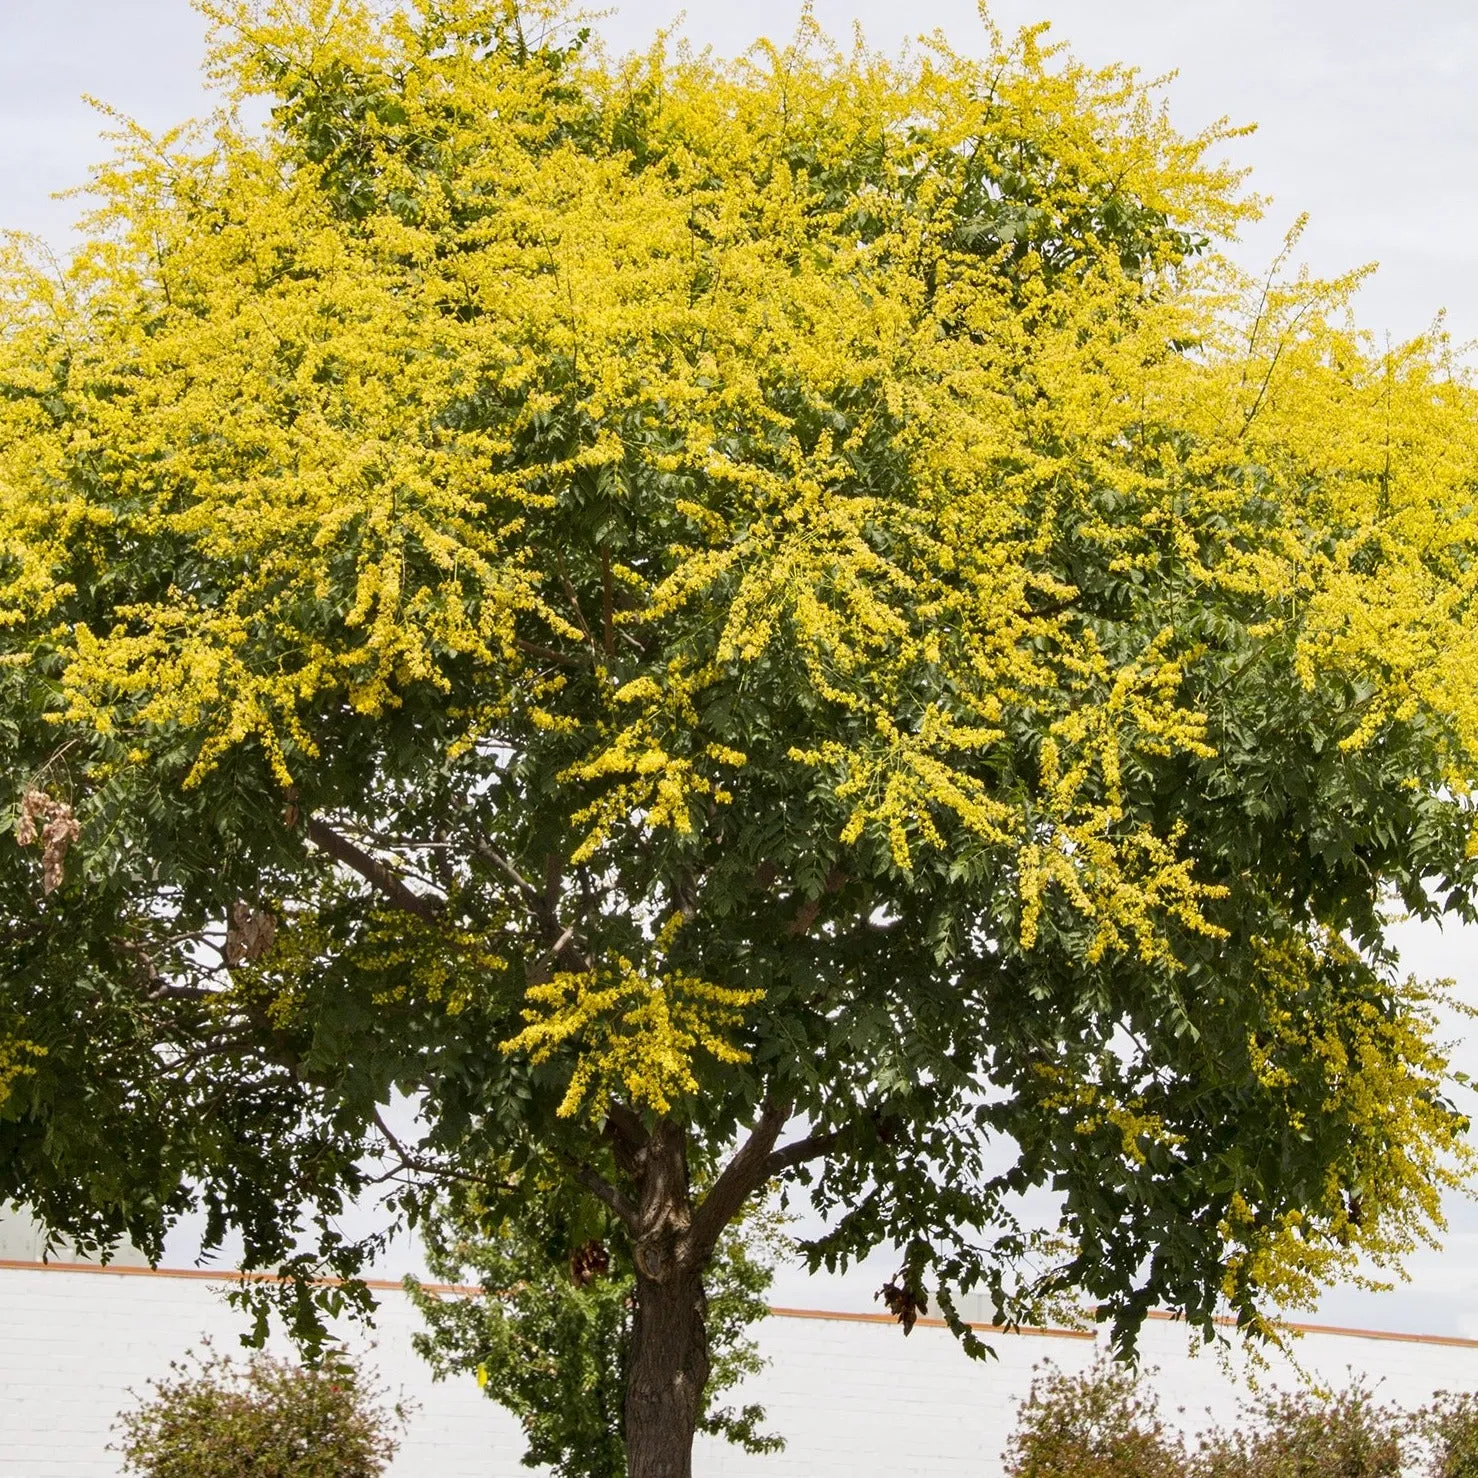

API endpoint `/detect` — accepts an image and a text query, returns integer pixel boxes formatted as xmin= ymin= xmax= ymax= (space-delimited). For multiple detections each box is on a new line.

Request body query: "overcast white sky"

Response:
xmin=4 ymin=0 xmax=1478 ymax=1338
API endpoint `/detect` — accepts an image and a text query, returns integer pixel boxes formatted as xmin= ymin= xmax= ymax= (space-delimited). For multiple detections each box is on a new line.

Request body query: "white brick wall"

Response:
xmin=0 ymin=1265 xmax=524 ymax=1477
xmin=3 ymin=1262 xmax=1477 ymax=1476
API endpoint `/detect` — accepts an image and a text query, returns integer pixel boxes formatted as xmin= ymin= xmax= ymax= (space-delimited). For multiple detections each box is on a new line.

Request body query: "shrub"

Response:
xmin=114 ymin=1344 xmax=402 ymax=1478
xmin=1002 ymin=1357 xmax=1186 ymax=1478
xmin=1004 ymin=1359 xmax=1425 ymax=1478
xmin=1417 ymin=1391 xmax=1478 ymax=1477
xmin=1194 ymin=1381 xmax=1409 ymax=1478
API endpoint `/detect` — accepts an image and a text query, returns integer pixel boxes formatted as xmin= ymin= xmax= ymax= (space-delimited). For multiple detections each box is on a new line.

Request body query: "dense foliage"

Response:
xmin=4 ymin=0 xmax=1478 ymax=1470
xmin=1196 ymin=1383 xmax=1407 ymax=1478
xmin=114 ymin=1346 xmax=401 ymax=1478
xmin=407 ymin=1185 xmax=781 ymax=1475
xmin=1006 ymin=1361 xmax=1453 ymax=1478
xmin=1418 ymin=1393 xmax=1478 ymax=1478
xmin=1002 ymin=1357 xmax=1186 ymax=1478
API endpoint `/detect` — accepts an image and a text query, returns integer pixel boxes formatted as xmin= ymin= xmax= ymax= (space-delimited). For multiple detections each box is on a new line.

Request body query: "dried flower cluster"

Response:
xmin=14 ymin=790 xmax=81 ymax=895
xmin=224 ymin=903 xmax=278 ymax=968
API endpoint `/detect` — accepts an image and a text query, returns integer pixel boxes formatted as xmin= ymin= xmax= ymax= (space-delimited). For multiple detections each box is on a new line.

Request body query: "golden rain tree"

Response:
xmin=5 ymin=3 xmax=1478 ymax=1473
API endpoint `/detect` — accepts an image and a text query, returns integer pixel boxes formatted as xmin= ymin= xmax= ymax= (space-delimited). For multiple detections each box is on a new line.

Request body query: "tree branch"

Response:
xmin=600 ymin=548 xmax=615 ymax=657
xmin=686 ymin=1097 xmax=791 ymax=1264
xmin=1020 ymin=593 xmax=1082 ymax=623
xmin=514 ymin=635 xmax=584 ymax=669
xmin=595 ymin=1103 xmax=650 ymax=1189
xmin=471 ymin=837 xmax=543 ymax=908
xmin=787 ymin=867 xmax=848 ymax=937
xmin=562 ymin=1152 xmax=640 ymax=1230
xmin=556 ymin=551 xmax=597 ymax=651
xmin=788 ymin=898 xmax=822 ymax=936
xmin=603 ymin=1101 xmax=650 ymax=1155
xmin=763 ymin=1127 xmax=842 ymax=1179
xmin=148 ymin=983 xmax=214 ymax=1003
xmin=370 ymin=1110 xmax=515 ymax=1194
xmin=471 ymin=837 xmax=592 ymax=972
xmin=307 ymin=817 xmax=441 ymax=924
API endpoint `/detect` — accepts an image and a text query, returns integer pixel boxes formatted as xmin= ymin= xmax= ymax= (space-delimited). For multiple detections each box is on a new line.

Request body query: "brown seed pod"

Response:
xmin=225 ymin=903 xmax=279 ymax=967
xmin=877 ymin=1277 xmax=929 ymax=1336
xmin=569 ymin=1240 xmax=611 ymax=1288
xmin=15 ymin=790 xmax=81 ymax=894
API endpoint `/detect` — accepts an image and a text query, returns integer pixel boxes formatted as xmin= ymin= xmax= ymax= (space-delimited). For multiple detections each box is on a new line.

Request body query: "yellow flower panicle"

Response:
xmin=0 ymin=1036 xmax=45 ymax=1109
xmin=502 ymin=955 xmax=763 ymax=1119
xmin=1215 ymin=932 xmax=1471 ymax=1318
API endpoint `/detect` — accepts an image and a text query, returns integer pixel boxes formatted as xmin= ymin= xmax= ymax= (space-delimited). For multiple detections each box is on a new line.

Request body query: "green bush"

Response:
xmin=1417 ymin=1391 xmax=1478 ymax=1478
xmin=1002 ymin=1358 xmax=1187 ymax=1478
xmin=1005 ymin=1361 xmax=1424 ymax=1478
xmin=114 ymin=1345 xmax=403 ymax=1478
xmin=1195 ymin=1382 xmax=1408 ymax=1478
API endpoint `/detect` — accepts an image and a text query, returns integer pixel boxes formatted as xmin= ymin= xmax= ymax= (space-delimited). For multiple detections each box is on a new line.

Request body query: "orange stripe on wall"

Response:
xmin=765 ymin=1305 xmax=1094 ymax=1339
xmin=0 ymin=1257 xmax=478 ymax=1298
xmin=3 ymin=1258 xmax=1476 ymax=1350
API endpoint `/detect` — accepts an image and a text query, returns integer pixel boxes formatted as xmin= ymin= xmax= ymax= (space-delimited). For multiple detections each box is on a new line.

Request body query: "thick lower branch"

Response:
xmin=685 ymin=1098 xmax=789 ymax=1264
xmin=307 ymin=818 xmax=441 ymax=924
xmin=562 ymin=1152 xmax=640 ymax=1230
xmin=763 ymin=1127 xmax=842 ymax=1178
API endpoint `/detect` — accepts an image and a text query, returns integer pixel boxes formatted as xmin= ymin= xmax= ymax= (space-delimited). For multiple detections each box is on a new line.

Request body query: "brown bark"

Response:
xmin=617 ymin=1106 xmax=843 ymax=1477
xmin=625 ymin=1263 xmax=710 ymax=1478
xmin=624 ymin=1121 xmax=709 ymax=1478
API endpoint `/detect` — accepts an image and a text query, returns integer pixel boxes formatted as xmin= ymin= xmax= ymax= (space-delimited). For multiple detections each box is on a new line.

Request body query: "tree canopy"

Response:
xmin=4 ymin=2 xmax=1478 ymax=1472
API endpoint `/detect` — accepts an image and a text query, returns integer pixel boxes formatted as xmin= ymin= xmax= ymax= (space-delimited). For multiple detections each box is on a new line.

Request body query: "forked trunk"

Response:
xmin=625 ymin=1263 xmax=710 ymax=1478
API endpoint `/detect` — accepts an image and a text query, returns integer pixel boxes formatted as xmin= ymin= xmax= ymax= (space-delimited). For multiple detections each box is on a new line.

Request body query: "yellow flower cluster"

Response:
xmin=1218 ymin=931 xmax=1470 ymax=1317
xmin=1033 ymin=1066 xmax=1186 ymax=1169
xmin=502 ymin=954 xmax=763 ymax=1119
xmin=0 ymin=1035 xmax=44 ymax=1109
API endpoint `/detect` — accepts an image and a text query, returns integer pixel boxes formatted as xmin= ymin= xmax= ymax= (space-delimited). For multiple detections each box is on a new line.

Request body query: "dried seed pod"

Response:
xmin=225 ymin=902 xmax=278 ymax=967
xmin=15 ymin=790 xmax=81 ymax=893
xmin=877 ymin=1277 xmax=929 ymax=1336
xmin=569 ymin=1240 xmax=611 ymax=1288
xmin=14 ymin=789 xmax=50 ymax=848
xmin=40 ymin=806 xmax=81 ymax=894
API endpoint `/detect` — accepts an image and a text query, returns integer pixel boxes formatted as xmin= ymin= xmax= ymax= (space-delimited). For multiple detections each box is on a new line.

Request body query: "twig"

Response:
xmin=471 ymin=838 xmax=591 ymax=971
xmin=561 ymin=1152 xmax=640 ymax=1230
xmin=601 ymin=548 xmax=615 ymax=657
xmin=371 ymin=1109 xmax=515 ymax=1194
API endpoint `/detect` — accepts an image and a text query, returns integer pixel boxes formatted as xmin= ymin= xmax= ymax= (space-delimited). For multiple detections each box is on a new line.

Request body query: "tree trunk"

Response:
xmin=611 ymin=1105 xmax=789 ymax=1478
xmin=625 ymin=1262 xmax=710 ymax=1478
